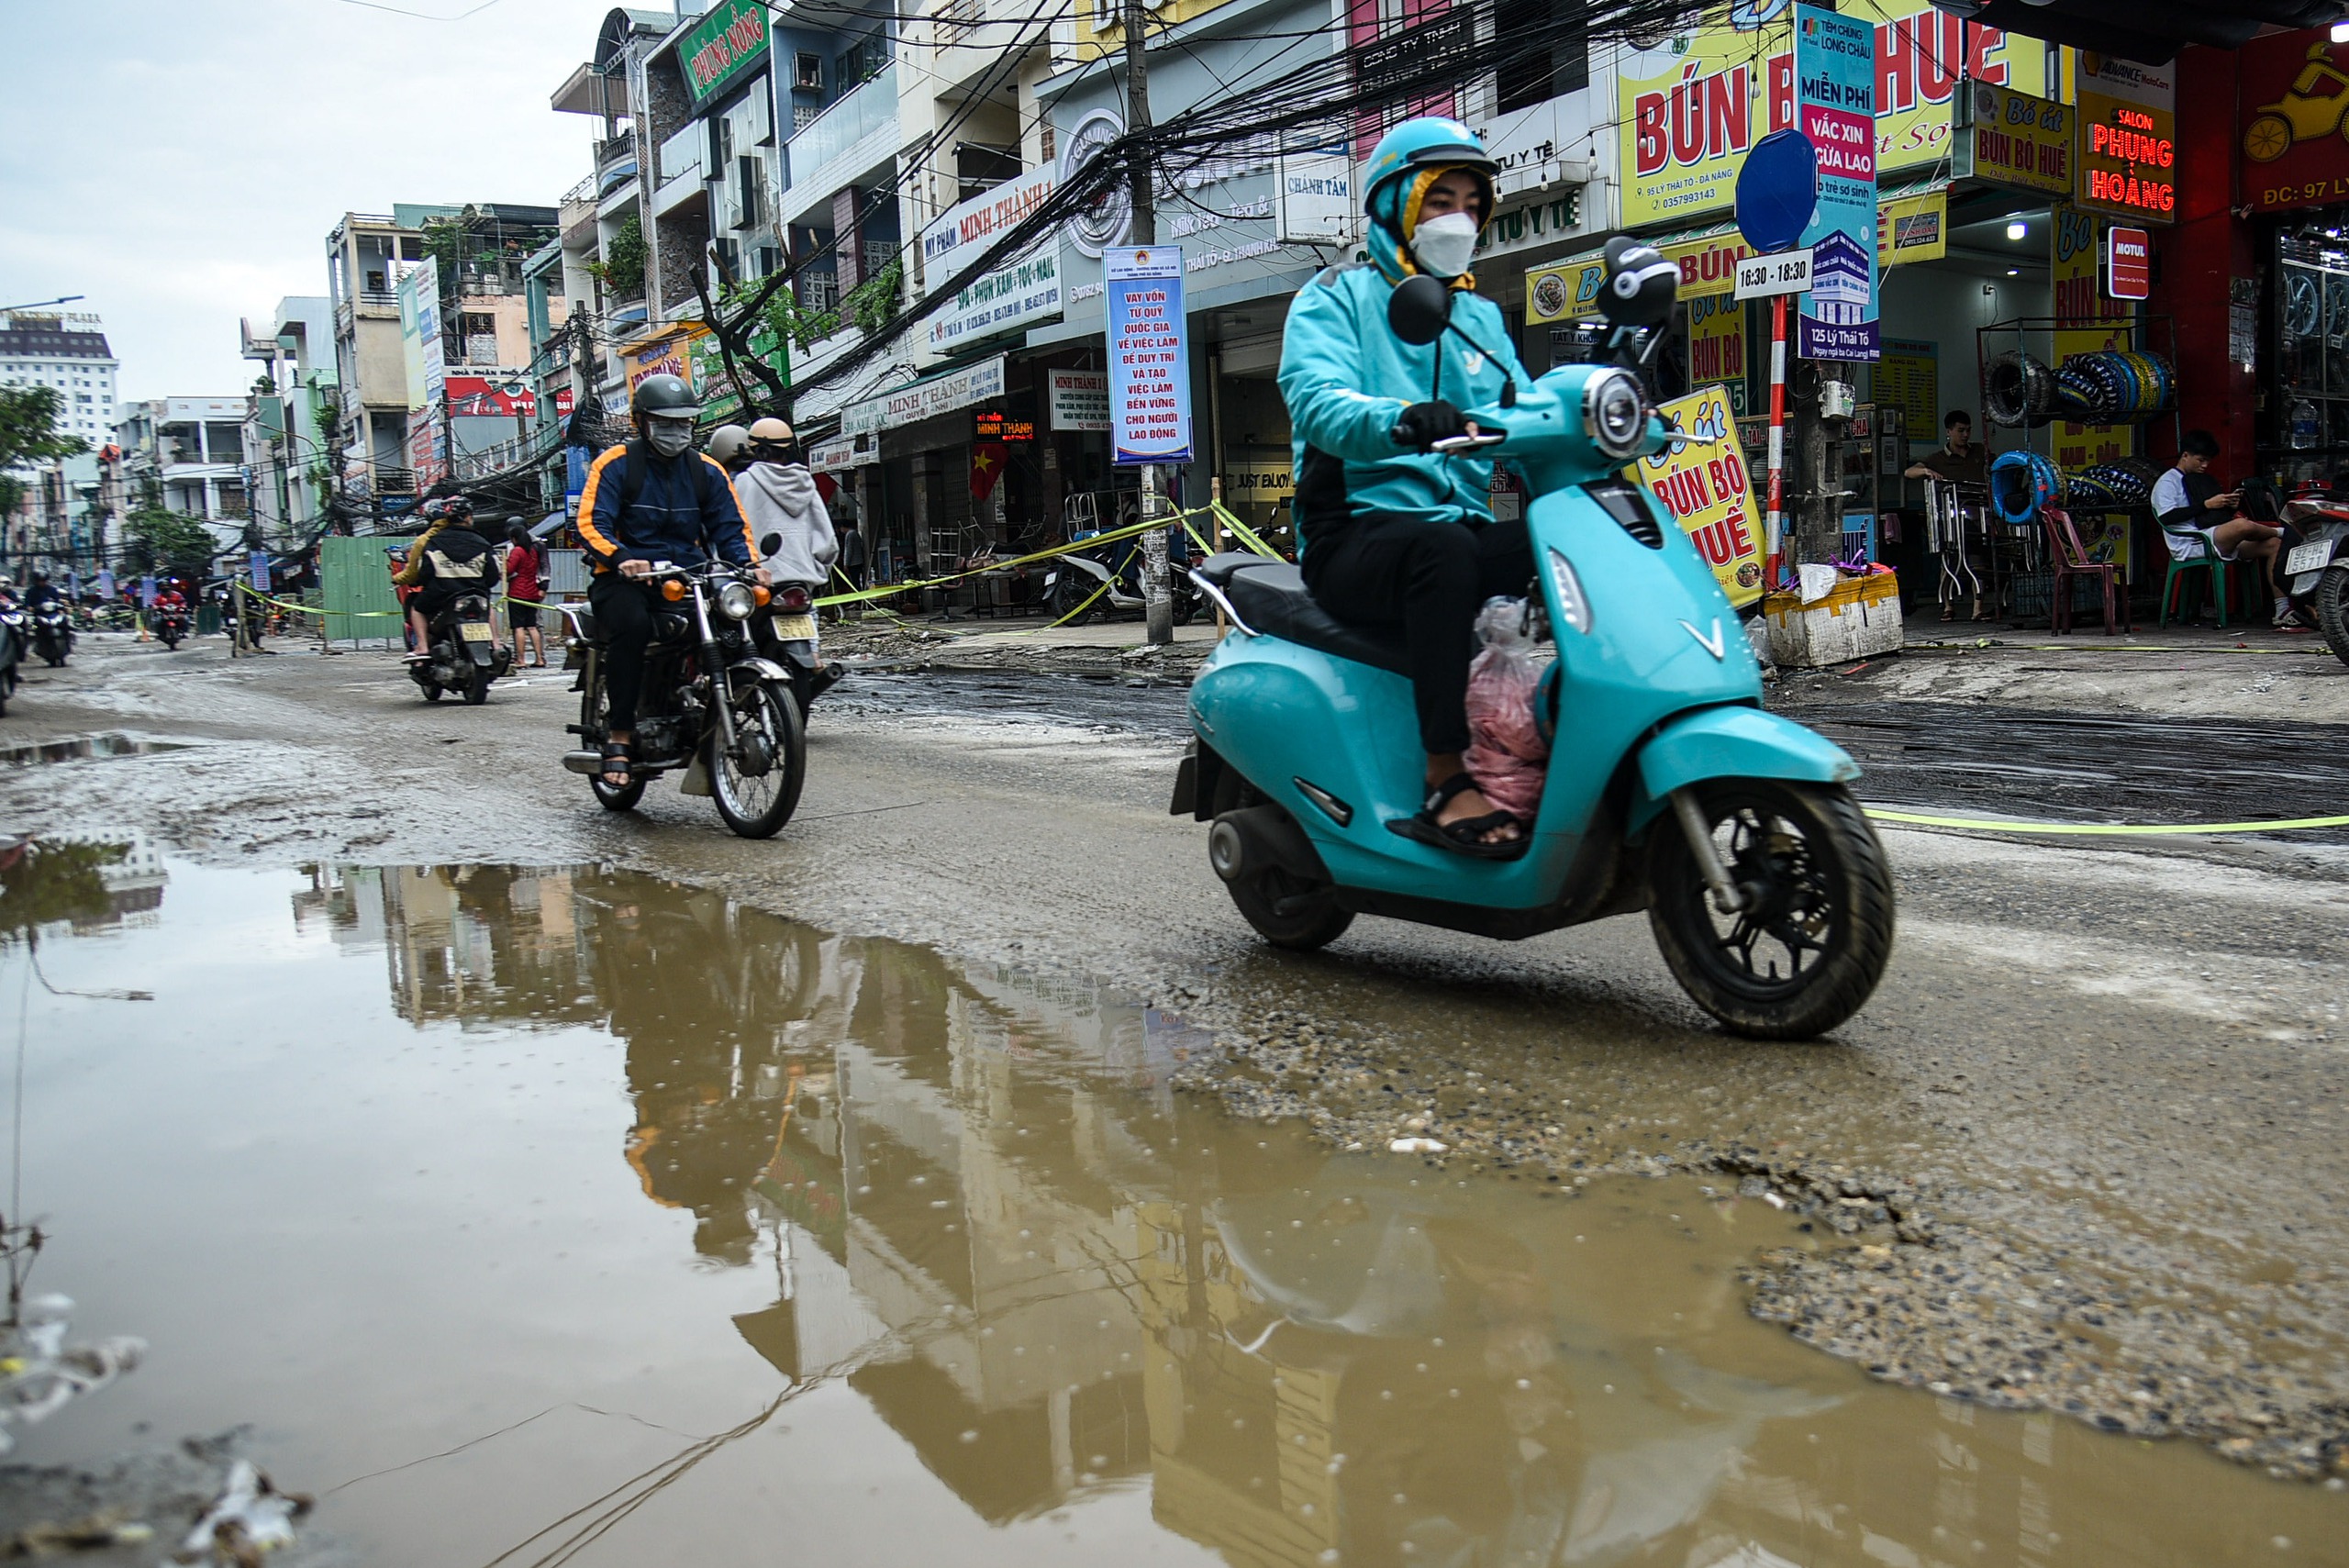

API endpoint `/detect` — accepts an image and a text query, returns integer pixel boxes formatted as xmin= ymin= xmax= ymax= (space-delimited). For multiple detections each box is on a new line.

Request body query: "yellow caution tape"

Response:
xmin=1911 ymin=640 xmax=2328 ymax=658
xmin=1865 ymin=807 xmax=2349 ymax=836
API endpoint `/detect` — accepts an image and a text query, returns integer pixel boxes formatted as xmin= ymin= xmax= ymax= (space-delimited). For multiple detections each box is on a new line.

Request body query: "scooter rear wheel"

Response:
xmin=1225 ymin=864 xmax=1353 ymax=951
xmin=1647 ymin=780 xmax=1894 ymax=1040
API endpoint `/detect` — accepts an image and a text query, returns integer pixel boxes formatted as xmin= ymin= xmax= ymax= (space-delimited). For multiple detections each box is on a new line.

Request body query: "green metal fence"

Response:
xmin=320 ymin=536 xmax=409 ymax=645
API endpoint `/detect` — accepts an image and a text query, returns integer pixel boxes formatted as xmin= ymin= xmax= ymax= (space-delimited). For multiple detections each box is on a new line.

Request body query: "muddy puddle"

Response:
xmin=2 ymin=851 xmax=2341 ymax=1564
xmin=0 ymin=732 xmax=189 ymax=767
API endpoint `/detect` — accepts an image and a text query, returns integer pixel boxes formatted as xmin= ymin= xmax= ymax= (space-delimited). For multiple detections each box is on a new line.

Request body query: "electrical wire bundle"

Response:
xmin=718 ymin=0 xmax=1712 ymax=406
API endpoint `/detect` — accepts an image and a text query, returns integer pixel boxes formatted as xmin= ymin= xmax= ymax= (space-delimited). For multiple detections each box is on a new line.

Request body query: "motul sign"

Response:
xmin=2106 ymin=226 xmax=2152 ymax=300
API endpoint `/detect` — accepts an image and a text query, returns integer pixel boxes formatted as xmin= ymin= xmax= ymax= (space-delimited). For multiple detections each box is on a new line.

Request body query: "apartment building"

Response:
xmin=239 ymin=297 xmax=339 ymax=539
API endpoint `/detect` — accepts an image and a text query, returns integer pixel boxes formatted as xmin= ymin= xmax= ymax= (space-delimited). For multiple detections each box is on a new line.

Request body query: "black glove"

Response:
xmin=1392 ymin=399 xmax=1470 ymax=450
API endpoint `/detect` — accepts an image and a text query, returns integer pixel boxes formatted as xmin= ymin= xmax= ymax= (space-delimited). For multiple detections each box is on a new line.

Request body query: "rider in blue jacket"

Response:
xmin=1278 ymin=116 xmax=1531 ymax=855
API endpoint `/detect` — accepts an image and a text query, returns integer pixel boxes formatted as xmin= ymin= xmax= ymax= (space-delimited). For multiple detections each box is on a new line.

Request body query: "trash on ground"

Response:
xmin=174 ymin=1459 xmax=311 ymax=1566
xmin=1388 ymin=1137 xmax=1449 ymax=1154
xmin=0 ymin=1294 xmax=147 ymax=1455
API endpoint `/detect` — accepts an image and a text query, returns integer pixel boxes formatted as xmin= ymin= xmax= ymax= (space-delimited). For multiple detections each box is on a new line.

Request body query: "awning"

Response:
xmin=1934 ymin=0 xmax=2346 ymax=64
xmin=839 ymin=352 xmax=1006 ymax=439
xmin=529 ymin=511 xmax=568 ymax=539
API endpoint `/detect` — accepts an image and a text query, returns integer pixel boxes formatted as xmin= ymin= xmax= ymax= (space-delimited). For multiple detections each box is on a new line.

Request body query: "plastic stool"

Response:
xmin=2159 ymin=554 xmax=2230 ymax=628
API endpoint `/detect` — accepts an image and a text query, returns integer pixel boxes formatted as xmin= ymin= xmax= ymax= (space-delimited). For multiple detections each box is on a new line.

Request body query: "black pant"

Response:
xmin=589 ymin=573 xmax=658 ymax=730
xmin=1302 ymin=513 xmax=1533 ymax=756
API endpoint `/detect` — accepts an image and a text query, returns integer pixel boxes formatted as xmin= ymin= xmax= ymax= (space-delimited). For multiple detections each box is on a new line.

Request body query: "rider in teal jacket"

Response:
xmin=1276 ymin=117 xmax=1536 ymax=857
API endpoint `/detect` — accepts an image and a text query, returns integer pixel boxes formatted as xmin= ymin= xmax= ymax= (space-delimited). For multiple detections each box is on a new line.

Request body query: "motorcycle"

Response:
xmin=1171 ymin=242 xmax=1896 ymax=1040
xmin=758 ymin=579 xmax=843 ymax=719
xmin=0 ymin=604 xmax=23 ymax=717
xmin=29 ymin=603 xmax=72 ymax=667
xmin=409 ymin=592 xmax=511 ymax=705
xmin=559 ymin=550 xmax=807 ymax=840
xmin=151 ymin=604 xmax=191 ymax=651
xmin=2281 ymin=493 xmax=2349 ymax=666
xmin=1042 ymin=528 xmax=1204 ymax=626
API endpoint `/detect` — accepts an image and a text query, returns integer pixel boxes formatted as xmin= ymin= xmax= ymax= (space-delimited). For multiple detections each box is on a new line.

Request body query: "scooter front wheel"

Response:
xmin=1647 ymin=780 xmax=1894 ymax=1040
xmin=2312 ymin=563 xmax=2349 ymax=668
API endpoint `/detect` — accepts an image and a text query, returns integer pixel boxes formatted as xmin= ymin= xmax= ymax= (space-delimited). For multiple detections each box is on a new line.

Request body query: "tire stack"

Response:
xmin=1986 ymin=351 xmax=2056 ymax=428
xmin=2062 ymin=457 xmax=2158 ymax=511
xmin=2052 ymin=350 xmax=2175 ymax=424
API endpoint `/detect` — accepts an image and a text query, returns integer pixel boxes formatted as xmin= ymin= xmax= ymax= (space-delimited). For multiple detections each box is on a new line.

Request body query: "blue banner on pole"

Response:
xmin=1105 ymin=246 xmax=1193 ymax=464
xmin=1794 ymin=4 xmax=1879 ymax=362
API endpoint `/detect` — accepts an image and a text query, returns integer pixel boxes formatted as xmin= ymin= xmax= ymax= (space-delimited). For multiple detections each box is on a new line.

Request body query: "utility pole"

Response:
xmin=1125 ymin=0 xmax=1174 ymax=646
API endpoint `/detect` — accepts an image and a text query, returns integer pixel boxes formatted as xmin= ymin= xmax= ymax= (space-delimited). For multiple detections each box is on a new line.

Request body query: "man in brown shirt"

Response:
xmin=1906 ymin=409 xmax=1987 ymax=488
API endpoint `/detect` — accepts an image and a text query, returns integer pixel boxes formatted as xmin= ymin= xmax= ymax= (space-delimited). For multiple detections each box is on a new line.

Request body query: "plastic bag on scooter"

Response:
xmin=1464 ymin=596 xmax=1549 ymax=823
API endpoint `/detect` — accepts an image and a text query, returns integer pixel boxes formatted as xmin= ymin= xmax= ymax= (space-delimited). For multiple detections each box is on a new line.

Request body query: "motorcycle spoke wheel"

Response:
xmin=1648 ymin=781 xmax=1895 ymax=1040
xmin=711 ymin=682 xmax=805 ymax=839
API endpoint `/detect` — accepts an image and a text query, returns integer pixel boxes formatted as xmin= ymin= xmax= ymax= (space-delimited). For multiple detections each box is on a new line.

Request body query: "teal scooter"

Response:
xmin=1171 ymin=244 xmax=1894 ymax=1039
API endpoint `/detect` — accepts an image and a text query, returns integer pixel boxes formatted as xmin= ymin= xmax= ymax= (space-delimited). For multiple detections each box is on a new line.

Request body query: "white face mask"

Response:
xmin=1410 ymin=210 xmax=1480 ymax=279
xmin=646 ymin=418 xmax=695 ymax=459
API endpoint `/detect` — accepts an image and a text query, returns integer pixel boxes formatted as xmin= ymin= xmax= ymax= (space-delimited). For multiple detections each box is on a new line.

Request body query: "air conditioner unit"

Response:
xmin=794 ymin=51 xmax=822 ymax=92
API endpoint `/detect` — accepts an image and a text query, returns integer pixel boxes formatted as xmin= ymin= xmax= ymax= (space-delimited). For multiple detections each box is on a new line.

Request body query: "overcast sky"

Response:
xmin=0 ymin=0 xmax=616 ymax=401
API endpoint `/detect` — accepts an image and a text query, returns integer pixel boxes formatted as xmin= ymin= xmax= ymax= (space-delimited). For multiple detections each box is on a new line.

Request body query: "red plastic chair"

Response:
xmin=2041 ymin=507 xmax=2129 ymax=636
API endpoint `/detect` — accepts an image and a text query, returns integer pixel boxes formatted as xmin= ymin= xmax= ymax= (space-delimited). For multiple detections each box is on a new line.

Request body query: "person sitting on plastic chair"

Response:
xmin=2152 ymin=429 xmax=2284 ymax=626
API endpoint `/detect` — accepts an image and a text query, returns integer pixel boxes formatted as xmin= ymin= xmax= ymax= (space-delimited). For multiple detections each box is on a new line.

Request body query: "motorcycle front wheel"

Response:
xmin=1050 ymin=573 xmax=1100 ymax=626
xmin=711 ymin=679 xmax=806 ymax=839
xmin=2313 ymin=563 xmax=2349 ymax=668
xmin=1646 ymin=779 xmax=1894 ymax=1040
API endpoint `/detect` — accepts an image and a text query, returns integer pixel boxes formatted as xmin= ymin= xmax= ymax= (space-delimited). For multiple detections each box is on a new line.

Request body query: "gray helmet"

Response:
xmin=706 ymin=424 xmax=751 ymax=467
xmin=631 ymin=373 xmax=700 ymax=426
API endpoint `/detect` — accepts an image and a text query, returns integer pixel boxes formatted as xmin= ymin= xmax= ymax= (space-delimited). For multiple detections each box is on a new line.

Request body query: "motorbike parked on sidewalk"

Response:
xmin=410 ymin=592 xmax=511 ymax=705
xmin=559 ymin=549 xmax=806 ymax=840
xmin=2281 ymin=492 xmax=2349 ymax=665
xmin=1172 ymin=242 xmax=1896 ymax=1040
xmin=29 ymin=602 xmax=72 ymax=667
xmin=1042 ymin=528 xmax=1204 ymax=626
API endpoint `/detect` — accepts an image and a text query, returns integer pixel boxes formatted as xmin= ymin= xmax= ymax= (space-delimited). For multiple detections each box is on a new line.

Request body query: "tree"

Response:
xmin=0 ymin=385 xmax=87 ymax=471
xmin=588 ymin=214 xmax=647 ymax=301
xmin=120 ymin=505 xmax=220 ymax=581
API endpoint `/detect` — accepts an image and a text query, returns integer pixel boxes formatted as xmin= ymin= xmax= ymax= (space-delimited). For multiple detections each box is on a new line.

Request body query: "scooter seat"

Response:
xmin=1219 ymin=561 xmax=1415 ymax=678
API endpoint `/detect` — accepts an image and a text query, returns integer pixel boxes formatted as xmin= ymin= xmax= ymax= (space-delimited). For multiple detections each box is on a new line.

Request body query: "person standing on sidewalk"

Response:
xmin=506 ymin=523 xmax=550 ymax=669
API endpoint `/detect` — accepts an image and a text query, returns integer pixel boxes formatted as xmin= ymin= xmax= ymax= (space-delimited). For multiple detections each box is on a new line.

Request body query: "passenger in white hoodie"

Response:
xmin=737 ymin=418 xmax=838 ymax=588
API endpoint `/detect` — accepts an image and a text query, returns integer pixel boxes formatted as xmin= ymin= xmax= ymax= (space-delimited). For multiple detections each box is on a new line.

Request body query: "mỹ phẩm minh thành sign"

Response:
xmin=1794 ymin=3 xmax=1879 ymax=362
xmin=1105 ymin=248 xmax=1192 ymax=464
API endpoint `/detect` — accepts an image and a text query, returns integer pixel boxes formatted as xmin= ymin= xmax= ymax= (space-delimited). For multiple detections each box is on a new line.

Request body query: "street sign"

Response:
xmin=1736 ymin=248 xmax=1815 ymax=300
xmin=1734 ymin=128 xmax=1820 ymax=256
xmin=2106 ymin=225 xmax=2152 ymax=300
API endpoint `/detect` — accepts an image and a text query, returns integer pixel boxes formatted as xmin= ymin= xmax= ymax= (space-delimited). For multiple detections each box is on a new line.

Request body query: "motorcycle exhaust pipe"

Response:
xmin=560 ymin=751 xmax=607 ymax=776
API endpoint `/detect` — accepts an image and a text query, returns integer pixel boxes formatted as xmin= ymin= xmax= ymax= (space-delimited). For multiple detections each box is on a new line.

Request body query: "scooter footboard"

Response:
xmin=1634 ymin=706 xmax=1859 ymax=820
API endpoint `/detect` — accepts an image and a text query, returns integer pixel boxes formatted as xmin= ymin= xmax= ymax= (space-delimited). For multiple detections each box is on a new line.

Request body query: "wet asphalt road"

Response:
xmin=2 ymin=637 xmax=2346 ymax=1486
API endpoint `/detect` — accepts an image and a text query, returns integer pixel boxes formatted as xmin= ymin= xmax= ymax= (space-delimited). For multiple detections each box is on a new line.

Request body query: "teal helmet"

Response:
xmin=1362 ymin=116 xmax=1499 ymax=284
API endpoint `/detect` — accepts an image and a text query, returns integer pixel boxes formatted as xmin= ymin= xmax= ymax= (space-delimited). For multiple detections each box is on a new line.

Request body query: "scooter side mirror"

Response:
xmin=1387 ymin=274 xmax=1453 ymax=347
xmin=1598 ymin=235 xmax=1678 ymax=328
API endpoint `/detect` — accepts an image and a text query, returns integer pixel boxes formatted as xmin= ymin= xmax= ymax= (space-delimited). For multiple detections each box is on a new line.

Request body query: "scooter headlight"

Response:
xmin=1545 ymin=548 xmax=1593 ymax=635
xmin=718 ymin=582 xmax=760 ymax=621
xmin=1583 ymin=370 xmax=1648 ymax=460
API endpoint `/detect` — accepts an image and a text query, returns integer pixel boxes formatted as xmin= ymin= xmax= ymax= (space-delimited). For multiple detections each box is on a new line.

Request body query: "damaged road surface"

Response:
xmin=3 ymin=857 xmax=2343 ymax=1566
xmin=0 ymin=640 xmax=2344 ymax=1562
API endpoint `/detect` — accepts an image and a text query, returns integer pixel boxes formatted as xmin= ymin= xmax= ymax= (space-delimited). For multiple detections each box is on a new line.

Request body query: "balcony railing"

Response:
xmin=658 ymin=123 xmax=704 ymax=185
xmin=785 ymin=62 xmax=897 ymax=193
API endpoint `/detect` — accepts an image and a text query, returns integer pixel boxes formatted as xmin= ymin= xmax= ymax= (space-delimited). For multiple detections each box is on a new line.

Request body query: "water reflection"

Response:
xmin=291 ymin=864 xmax=2336 ymax=1568
xmin=0 ymin=831 xmax=167 ymax=940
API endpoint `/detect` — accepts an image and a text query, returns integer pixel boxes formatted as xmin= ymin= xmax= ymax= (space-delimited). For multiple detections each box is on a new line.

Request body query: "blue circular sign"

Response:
xmin=1735 ymin=128 xmax=1820 ymax=256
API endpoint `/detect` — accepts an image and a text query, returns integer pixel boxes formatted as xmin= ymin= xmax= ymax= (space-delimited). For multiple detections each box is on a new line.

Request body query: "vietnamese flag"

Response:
xmin=970 ymin=440 xmax=1009 ymax=502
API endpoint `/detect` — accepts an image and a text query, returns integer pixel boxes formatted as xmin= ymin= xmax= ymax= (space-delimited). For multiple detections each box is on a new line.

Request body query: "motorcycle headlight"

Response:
xmin=1583 ymin=370 xmax=1648 ymax=461
xmin=718 ymin=581 xmax=760 ymax=621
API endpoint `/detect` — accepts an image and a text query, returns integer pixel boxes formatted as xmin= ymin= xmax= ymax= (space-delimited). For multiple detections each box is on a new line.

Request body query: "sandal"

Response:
xmin=1386 ymin=773 xmax=1529 ymax=862
xmin=598 ymin=741 xmax=632 ymax=788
